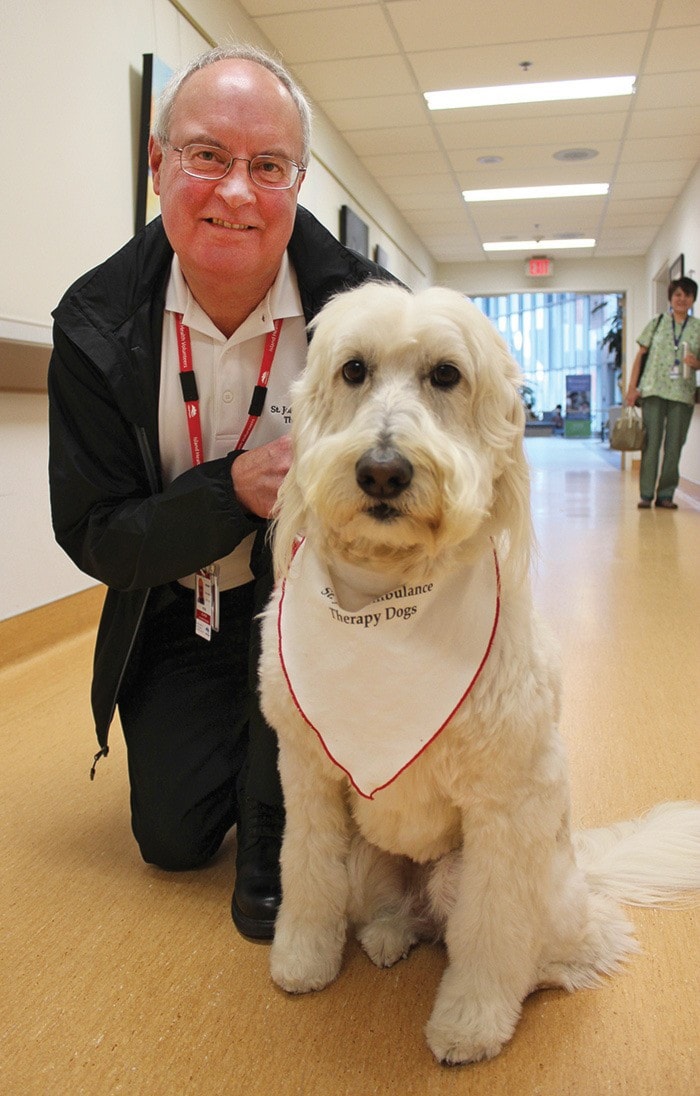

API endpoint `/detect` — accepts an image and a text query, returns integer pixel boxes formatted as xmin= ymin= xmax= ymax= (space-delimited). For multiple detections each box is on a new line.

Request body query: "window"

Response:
xmin=472 ymin=291 xmax=622 ymax=433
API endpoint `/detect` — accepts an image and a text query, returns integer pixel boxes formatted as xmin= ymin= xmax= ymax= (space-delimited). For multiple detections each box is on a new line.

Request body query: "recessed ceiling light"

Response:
xmin=463 ymin=183 xmax=609 ymax=202
xmin=483 ymin=239 xmax=596 ymax=251
xmin=477 ymin=155 xmax=504 ymax=164
xmin=425 ymin=76 xmax=635 ymax=111
xmin=553 ymin=148 xmax=599 ymax=161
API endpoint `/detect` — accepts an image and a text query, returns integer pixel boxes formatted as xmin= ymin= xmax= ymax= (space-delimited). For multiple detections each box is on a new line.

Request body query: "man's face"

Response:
xmin=149 ymin=60 xmax=304 ymax=295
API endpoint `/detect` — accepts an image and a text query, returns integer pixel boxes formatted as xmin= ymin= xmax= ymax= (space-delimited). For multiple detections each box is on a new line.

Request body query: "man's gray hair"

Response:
xmin=152 ymin=43 xmax=312 ymax=165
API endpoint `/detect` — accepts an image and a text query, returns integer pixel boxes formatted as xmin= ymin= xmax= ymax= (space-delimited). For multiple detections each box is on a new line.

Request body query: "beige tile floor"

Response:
xmin=1 ymin=438 xmax=697 ymax=1095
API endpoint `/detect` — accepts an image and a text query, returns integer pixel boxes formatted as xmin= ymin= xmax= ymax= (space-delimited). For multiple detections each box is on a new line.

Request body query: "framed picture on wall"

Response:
xmin=135 ymin=54 xmax=173 ymax=234
xmin=374 ymin=244 xmax=390 ymax=270
xmin=340 ymin=205 xmax=369 ymax=257
xmin=669 ymin=254 xmax=684 ymax=281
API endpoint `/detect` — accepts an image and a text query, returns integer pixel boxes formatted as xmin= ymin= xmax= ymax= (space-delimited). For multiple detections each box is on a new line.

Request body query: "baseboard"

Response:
xmin=678 ymin=476 xmax=700 ymax=505
xmin=0 ymin=585 xmax=105 ymax=671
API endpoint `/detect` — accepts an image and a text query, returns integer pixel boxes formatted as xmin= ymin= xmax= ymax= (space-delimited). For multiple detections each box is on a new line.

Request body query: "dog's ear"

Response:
xmin=483 ymin=330 xmax=533 ymax=585
xmin=435 ymin=290 xmax=533 ymax=583
xmin=270 ymin=461 xmax=306 ymax=581
xmin=270 ymin=321 xmax=344 ymax=581
xmin=490 ymin=390 xmax=532 ymax=586
xmin=271 ymin=289 xmax=383 ymax=579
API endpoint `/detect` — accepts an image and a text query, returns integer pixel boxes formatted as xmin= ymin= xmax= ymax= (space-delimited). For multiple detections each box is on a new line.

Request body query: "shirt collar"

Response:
xmin=164 ymin=252 xmax=303 ymax=345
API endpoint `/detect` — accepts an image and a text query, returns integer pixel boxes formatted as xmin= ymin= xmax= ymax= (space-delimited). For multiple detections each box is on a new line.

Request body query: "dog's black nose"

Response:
xmin=355 ymin=447 xmax=413 ymax=499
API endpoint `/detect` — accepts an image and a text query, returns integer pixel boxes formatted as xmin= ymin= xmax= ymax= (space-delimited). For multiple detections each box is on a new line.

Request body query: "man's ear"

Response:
xmin=149 ymin=136 xmax=164 ymax=196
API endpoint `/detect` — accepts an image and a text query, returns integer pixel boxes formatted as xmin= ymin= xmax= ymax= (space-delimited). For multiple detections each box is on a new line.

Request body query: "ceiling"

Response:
xmin=236 ymin=0 xmax=700 ymax=266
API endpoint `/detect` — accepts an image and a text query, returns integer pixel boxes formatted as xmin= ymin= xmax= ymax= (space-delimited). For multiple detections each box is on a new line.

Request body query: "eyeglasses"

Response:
xmin=171 ymin=143 xmax=305 ymax=189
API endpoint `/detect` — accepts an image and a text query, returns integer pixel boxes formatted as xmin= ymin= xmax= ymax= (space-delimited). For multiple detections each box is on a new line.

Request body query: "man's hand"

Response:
xmin=231 ymin=436 xmax=293 ymax=518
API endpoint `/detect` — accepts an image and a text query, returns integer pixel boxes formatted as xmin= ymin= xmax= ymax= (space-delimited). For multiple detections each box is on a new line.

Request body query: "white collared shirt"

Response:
xmin=159 ymin=253 xmax=307 ymax=588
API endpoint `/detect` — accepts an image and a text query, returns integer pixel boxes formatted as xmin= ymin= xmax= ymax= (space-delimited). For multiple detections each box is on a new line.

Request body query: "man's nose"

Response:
xmin=215 ymin=159 xmax=257 ymax=202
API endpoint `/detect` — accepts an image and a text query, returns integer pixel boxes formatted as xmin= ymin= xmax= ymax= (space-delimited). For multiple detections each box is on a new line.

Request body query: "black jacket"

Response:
xmin=48 ymin=207 xmax=394 ymax=760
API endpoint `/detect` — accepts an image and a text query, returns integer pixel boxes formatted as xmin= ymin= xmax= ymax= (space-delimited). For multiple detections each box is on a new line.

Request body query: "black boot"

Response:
xmin=231 ymin=797 xmax=284 ymax=941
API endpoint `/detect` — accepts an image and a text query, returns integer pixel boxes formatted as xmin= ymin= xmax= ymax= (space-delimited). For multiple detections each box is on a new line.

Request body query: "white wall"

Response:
xmin=0 ymin=393 xmax=90 ymax=615
xmin=643 ymin=164 xmax=700 ymax=487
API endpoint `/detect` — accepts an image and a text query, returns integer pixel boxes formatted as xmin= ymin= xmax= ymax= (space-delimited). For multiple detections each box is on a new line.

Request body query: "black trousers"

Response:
xmin=118 ymin=576 xmax=282 ymax=870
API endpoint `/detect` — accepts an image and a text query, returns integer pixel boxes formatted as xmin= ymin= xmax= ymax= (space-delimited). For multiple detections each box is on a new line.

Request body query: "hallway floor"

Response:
xmin=1 ymin=438 xmax=697 ymax=1095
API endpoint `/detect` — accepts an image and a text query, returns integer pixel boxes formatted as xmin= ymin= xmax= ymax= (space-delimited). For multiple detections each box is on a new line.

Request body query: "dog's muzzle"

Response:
xmin=355 ymin=446 xmax=413 ymax=513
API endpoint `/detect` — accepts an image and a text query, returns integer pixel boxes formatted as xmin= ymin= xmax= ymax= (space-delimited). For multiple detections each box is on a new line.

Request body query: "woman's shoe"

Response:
xmin=637 ymin=499 xmax=652 ymax=509
xmin=655 ymin=498 xmax=678 ymax=509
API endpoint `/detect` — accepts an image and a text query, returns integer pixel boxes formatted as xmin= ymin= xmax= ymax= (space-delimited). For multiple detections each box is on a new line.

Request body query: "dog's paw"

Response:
xmin=357 ymin=918 xmax=419 ymax=968
xmin=270 ymin=920 xmax=345 ymax=994
xmin=425 ymin=992 xmax=520 ymax=1066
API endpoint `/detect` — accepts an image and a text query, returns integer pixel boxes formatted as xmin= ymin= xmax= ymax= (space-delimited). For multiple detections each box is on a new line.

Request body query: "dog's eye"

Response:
xmin=430 ymin=362 xmax=461 ymax=389
xmin=342 ymin=359 xmax=367 ymax=385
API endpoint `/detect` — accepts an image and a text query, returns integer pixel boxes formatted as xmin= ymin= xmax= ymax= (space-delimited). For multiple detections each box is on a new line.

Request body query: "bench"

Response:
xmin=524 ymin=421 xmax=555 ymax=436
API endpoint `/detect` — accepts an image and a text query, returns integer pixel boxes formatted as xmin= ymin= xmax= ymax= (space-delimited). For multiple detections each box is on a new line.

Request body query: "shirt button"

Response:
xmin=223 ymin=390 xmax=233 ymax=403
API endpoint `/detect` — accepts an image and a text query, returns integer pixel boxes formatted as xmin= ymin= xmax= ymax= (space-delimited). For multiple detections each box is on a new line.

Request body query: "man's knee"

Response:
xmin=132 ymin=812 xmax=230 ymax=871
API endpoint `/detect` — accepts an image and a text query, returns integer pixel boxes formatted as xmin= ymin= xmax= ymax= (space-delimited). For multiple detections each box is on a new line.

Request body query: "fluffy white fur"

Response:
xmin=258 ymin=282 xmax=700 ymax=1065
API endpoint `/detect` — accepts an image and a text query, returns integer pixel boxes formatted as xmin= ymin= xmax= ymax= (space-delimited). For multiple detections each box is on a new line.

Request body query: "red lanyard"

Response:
xmin=174 ymin=313 xmax=283 ymax=465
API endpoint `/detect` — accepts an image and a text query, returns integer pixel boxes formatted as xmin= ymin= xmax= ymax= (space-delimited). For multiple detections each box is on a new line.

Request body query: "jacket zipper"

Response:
xmin=90 ymin=423 xmax=159 ymax=778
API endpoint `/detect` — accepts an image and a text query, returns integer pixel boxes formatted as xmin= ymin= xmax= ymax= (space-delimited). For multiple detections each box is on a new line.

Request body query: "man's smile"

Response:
xmin=207 ymin=217 xmax=256 ymax=230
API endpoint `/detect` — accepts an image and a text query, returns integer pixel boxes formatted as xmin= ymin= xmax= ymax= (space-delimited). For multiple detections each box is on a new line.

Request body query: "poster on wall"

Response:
xmin=669 ymin=254 xmax=684 ymax=281
xmin=374 ymin=244 xmax=390 ymax=270
xmin=135 ymin=54 xmax=173 ymax=234
xmin=565 ymin=374 xmax=592 ymax=438
xmin=339 ymin=205 xmax=369 ymax=257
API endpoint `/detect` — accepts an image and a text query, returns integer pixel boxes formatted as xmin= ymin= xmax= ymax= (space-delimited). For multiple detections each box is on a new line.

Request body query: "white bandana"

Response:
xmin=277 ymin=540 xmax=500 ymax=799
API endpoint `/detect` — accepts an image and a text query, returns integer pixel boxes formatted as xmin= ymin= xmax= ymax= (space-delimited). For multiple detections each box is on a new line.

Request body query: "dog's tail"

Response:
xmin=573 ymin=801 xmax=700 ymax=908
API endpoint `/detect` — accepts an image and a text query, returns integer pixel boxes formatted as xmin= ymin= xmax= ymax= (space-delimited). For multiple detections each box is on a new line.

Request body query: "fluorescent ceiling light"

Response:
xmin=483 ymin=239 xmax=596 ymax=252
xmin=425 ymin=76 xmax=635 ymax=111
xmin=463 ymin=183 xmax=609 ymax=202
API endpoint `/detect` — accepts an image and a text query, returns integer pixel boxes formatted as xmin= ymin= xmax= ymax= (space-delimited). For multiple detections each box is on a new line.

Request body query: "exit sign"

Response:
xmin=526 ymin=257 xmax=553 ymax=277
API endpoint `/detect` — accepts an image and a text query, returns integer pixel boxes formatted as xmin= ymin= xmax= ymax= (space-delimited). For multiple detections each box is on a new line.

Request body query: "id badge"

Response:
xmin=194 ymin=565 xmax=220 ymax=640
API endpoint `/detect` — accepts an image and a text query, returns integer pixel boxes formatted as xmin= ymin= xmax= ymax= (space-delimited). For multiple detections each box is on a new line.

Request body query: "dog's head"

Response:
xmin=273 ymin=282 xmax=531 ymax=584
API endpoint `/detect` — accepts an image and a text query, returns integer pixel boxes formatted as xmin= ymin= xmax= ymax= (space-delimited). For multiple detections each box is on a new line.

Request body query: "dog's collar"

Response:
xmin=277 ymin=539 xmax=500 ymax=798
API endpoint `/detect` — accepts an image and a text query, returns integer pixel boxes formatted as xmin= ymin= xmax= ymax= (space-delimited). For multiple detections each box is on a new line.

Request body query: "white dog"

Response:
xmin=258 ymin=282 xmax=699 ymax=1065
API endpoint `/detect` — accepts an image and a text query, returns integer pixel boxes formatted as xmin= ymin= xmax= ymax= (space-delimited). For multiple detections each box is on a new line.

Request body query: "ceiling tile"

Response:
xmin=255 ymin=7 xmax=398 ymax=63
xmin=411 ymin=35 xmax=647 ymax=92
xmin=446 ymin=142 xmax=620 ymax=176
xmin=615 ymin=159 xmax=696 ymax=184
xmin=619 ymin=134 xmax=700 ymax=162
xmin=344 ymin=126 xmax=442 ymax=157
xmin=320 ymin=94 xmax=427 ymax=131
xmin=633 ymin=69 xmax=700 ymax=109
xmin=361 ymin=152 xmax=453 ymax=178
xmin=645 ymin=25 xmax=700 ymax=72
xmin=387 ymin=0 xmax=658 ymax=52
xmin=613 ymin=179 xmax=689 ymax=200
xmin=657 ymin=0 xmax=700 ymax=26
xmin=243 ymin=0 xmax=376 ymax=12
xmin=295 ymin=55 xmax=416 ymax=101
xmin=434 ymin=108 xmax=629 ymax=151
xmin=626 ymin=107 xmax=700 ymax=140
